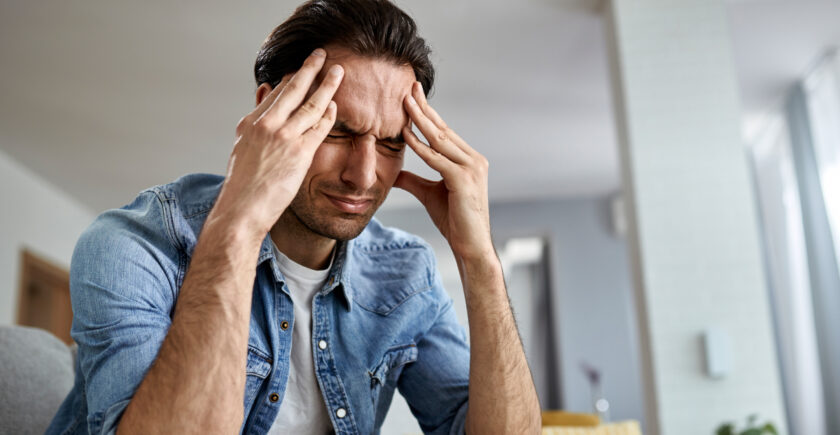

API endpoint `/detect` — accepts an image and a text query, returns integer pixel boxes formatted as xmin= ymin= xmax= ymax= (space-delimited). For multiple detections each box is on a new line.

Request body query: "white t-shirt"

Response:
xmin=267 ymin=243 xmax=334 ymax=435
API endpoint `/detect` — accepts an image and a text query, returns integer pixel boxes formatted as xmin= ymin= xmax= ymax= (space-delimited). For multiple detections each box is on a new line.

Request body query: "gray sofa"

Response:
xmin=0 ymin=325 xmax=76 ymax=435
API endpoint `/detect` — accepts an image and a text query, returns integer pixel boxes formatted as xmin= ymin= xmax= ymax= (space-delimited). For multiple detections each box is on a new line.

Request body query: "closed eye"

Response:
xmin=325 ymin=134 xmax=353 ymax=144
xmin=380 ymin=142 xmax=405 ymax=153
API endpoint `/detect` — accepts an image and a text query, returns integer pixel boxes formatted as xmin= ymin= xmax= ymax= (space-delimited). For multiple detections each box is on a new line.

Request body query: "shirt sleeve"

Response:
xmin=68 ymin=190 xmax=180 ymax=435
xmin=397 ymin=259 xmax=471 ymax=435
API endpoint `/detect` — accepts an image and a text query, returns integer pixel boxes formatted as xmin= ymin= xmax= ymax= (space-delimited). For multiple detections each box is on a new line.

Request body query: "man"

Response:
xmin=48 ymin=0 xmax=541 ymax=433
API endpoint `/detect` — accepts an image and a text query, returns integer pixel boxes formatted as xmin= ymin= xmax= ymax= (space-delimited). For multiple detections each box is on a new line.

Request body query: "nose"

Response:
xmin=339 ymin=135 xmax=377 ymax=191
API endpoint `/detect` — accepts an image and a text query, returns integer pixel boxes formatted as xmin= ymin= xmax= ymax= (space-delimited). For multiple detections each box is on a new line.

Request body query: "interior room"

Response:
xmin=1 ymin=1 xmax=838 ymax=434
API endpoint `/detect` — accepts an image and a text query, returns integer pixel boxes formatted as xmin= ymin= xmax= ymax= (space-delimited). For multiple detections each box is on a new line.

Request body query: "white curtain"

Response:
xmin=782 ymin=48 xmax=840 ymax=435
xmin=749 ymin=114 xmax=826 ymax=435
xmin=803 ymin=51 xmax=840 ymax=273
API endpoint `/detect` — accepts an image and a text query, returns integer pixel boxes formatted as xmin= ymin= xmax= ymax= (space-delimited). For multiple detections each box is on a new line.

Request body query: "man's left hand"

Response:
xmin=395 ymin=82 xmax=494 ymax=262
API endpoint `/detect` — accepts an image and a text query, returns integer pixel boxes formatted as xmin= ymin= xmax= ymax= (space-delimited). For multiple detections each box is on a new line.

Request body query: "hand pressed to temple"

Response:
xmin=396 ymin=81 xmax=495 ymax=263
xmin=213 ymin=48 xmax=343 ymax=240
xmin=396 ymin=81 xmax=542 ymax=434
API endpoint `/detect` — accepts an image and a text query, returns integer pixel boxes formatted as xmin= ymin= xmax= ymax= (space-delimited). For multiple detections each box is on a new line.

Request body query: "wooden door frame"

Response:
xmin=16 ymin=248 xmax=72 ymax=342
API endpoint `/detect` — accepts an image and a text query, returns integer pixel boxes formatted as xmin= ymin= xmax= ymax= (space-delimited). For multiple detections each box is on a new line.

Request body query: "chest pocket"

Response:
xmin=368 ymin=343 xmax=418 ymax=410
xmin=244 ymin=346 xmax=272 ymax=414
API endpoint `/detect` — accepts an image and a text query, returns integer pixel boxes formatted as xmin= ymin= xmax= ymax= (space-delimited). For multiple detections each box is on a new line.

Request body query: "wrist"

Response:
xmin=202 ymin=210 xmax=267 ymax=251
xmin=455 ymin=250 xmax=504 ymax=282
xmin=210 ymin=182 xmax=291 ymax=242
xmin=452 ymin=241 xmax=498 ymax=267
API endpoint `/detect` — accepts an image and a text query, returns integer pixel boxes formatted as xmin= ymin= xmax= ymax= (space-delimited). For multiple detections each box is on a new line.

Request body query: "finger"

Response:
xmin=300 ymin=100 xmax=337 ymax=146
xmin=411 ymin=81 xmax=447 ymax=130
xmin=394 ymin=170 xmax=437 ymax=206
xmin=282 ymin=64 xmax=344 ymax=135
xmin=252 ymin=74 xmax=293 ymax=120
xmin=404 ymin=94 xmax=471 ymax=165
xmin=236 ymin=76 xmax=291 ymax=137
xmin=259 ymin=48 xmax=328 ymax=127
xmin=411 ymin=81 xmax=477 ymax=157
xmin=403 ymin=125 xmax=459 ymax=177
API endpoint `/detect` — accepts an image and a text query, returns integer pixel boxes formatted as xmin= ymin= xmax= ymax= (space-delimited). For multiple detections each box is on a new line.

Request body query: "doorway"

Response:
xmin=16 ymin=249 xmax=73 ymax=345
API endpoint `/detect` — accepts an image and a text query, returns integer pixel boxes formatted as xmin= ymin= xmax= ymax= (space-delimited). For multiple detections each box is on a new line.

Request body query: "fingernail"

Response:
xmin=312 ymin=48 xmax=326 ymax=57
xmin=407 ymin=95 xmax=417 ymax=105
xmin=329 ymin=65 xmax=343 ymax=76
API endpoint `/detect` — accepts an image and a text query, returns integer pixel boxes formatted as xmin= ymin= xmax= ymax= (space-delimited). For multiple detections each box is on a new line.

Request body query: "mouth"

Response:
xmin=322 ymin=192 xmax=374 ymax=214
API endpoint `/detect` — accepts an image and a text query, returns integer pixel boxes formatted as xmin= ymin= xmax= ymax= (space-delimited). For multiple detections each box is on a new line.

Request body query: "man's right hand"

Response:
xmin=210 ymin=48 xmax=344 ymax=239
xmin=118 ymin=48 xmax=343 ymax=435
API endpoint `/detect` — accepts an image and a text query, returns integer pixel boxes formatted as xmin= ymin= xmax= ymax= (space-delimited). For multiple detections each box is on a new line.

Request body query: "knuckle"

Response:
xmin=299 ymin=100 xmax=319 ymax=115
xmin=282 ymin=81 xmax=300 ymax=95
xmin=235 ymin=117 xmax=249 ymax=134
xmin=252 ymin=119 xmax=271 ymax=135
xmin=274 ymin=127 xmax=294 ymax=142
xmin=437 ymin=131 xmax=449 ymax=142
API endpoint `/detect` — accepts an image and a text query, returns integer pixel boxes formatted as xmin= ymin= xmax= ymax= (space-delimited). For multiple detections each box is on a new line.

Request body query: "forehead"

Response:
xmin=319 ymin=46 xmax=416 ymax=137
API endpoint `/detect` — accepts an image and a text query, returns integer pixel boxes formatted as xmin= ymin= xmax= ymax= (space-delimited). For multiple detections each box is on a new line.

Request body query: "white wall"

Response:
xmin=605 ymin=1 xmax=788 ymax=433
xmin=0 ymin=148 xmax=95 ymax=325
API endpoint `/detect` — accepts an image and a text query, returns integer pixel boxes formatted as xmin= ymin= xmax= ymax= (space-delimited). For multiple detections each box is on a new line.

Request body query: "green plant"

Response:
xmin=715 ymin=414 xmax=778 ymax=435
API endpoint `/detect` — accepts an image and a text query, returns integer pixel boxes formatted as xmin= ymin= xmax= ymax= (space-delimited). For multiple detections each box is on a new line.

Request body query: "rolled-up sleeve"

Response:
xmin=68 ymin=191 xmax=180 ymax=434
xmin=397 ymin=265 xmax=471 ymax=435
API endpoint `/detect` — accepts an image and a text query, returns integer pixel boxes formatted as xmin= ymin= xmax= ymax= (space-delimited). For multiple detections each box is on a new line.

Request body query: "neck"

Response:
xmin=270 ymin=209 xmax=336 ymax=270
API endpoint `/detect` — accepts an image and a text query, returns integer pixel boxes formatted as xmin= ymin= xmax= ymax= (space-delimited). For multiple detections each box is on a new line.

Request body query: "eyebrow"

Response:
xmin=331 ymin=120 xmax=405 ymax=146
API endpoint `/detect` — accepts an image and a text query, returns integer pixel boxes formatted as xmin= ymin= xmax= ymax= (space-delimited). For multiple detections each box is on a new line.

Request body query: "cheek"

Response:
xmin=308 ymin=143 xmax=344 ymax=173
xmin=303 ymin=143 xmax=345 ymax=190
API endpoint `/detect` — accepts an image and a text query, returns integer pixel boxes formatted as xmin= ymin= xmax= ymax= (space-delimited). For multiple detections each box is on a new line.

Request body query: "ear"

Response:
xmin=255 ymin=73 xmax=296 ymax=106
xmin=255 ymin=82 xmax=273 ymax=106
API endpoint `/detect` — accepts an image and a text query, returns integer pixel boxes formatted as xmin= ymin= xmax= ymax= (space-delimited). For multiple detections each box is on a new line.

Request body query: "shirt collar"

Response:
xmin=257 ymin=233 xmax=354 ymax=311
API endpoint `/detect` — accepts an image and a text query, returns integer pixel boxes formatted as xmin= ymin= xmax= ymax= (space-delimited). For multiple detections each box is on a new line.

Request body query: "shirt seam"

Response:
xmin=146 ymin=188 xmax=187 ymax=296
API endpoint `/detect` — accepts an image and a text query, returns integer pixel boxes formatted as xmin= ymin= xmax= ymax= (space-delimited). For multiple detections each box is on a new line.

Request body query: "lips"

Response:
xmin=323 ymin=193 xmax=374 ymax=214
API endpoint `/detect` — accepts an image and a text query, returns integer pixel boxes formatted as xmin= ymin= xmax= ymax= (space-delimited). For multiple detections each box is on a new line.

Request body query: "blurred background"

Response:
xmin=1 ymin=1 xmax=839 ymax=434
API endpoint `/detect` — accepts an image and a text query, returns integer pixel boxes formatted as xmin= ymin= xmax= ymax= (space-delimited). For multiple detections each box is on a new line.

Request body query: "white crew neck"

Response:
xmin=271 ymin=243 xmax=335 ymax=282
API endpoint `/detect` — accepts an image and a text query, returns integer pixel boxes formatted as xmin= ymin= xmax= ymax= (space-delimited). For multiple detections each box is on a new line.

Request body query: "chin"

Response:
xmin=290 ymin=203 xmax=377 ymax=241
xmin=287 ymin=186 xmax=388 ymax=241
xmin=311 ymin=215 xmax=372 ymax=241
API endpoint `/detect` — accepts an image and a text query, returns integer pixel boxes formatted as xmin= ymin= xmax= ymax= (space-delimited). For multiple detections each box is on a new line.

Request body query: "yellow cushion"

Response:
xmin=541 ymin=411 xmax=600 ymax=427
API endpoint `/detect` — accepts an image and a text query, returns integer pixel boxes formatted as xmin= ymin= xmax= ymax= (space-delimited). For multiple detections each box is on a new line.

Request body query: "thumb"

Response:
xmin=394 ymin=170 xmax=435 ymax=206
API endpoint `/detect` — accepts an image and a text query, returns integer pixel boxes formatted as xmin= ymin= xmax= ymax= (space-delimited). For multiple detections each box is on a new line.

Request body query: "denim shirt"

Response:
xmin=47 ymin=173 xmax=471 ymax=435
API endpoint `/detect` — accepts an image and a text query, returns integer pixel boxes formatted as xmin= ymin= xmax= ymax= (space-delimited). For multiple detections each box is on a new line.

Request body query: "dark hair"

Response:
xmin=254 ymin=0 xmax=434 ymax=95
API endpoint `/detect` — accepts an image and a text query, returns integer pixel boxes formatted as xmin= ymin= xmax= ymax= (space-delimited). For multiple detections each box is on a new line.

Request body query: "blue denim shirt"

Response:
xmin=47 ymin=173 xmax=471 ymax=435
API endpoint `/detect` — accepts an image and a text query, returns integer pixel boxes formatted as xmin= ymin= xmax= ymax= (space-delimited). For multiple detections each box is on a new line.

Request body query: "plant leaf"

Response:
xmin=762 ymin=423 xmax=778 ymax=435
xmin=716 ymin=423 xmax=735 ymax=435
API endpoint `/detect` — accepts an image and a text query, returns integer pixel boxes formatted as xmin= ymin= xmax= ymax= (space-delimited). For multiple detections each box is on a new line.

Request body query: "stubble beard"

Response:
xmin=285 ymin=183 xmax=387 ymax=242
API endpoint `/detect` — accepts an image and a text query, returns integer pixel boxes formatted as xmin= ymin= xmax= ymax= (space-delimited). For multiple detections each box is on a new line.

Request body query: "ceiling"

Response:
xmin=0 ymin=0 xmax=838 ymax=213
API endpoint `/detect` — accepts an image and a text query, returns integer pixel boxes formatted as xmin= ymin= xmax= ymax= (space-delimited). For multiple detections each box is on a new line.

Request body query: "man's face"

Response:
xmin=285 ymin=47 xmax=416 ymax=241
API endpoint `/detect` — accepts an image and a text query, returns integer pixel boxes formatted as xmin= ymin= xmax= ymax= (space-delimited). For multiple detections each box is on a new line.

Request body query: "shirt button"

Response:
xmin=335 ymin=408 xmax=347 ymax=419
xmin=269 ymin=393 xmax=279 ymax=403
xmin=318 ymin=340 xmax=327 ymax=350
xmin=281 ymin=321 xmax=289 ymax=330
